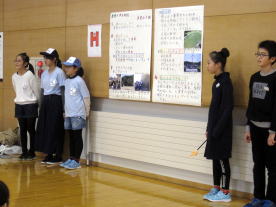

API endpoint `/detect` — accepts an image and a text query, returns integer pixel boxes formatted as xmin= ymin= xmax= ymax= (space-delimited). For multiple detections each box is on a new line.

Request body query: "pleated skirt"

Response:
xmin=35 ymin=95 xmax=64 ymax=154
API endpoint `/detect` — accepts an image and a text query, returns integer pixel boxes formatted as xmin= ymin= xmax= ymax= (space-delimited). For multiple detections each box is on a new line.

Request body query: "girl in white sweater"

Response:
xmin=12 ymin=53 xmax=40 ymax=160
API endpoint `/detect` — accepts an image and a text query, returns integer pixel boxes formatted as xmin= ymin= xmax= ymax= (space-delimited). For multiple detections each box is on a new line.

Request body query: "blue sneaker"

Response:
xmin=244 ymin=198 xmax=264 ymax=207
xmin=203 ymin=188 xmax=219 ymax=200
xmin=262 ymin=200 xmax=276 ymax=207
xmin=207 ymin=190 xmax=231 ymax=202
xmin=60 ymin=159 xmax=72 ymax=168
xmin=64 ymin=160 xmax=81 ymax=170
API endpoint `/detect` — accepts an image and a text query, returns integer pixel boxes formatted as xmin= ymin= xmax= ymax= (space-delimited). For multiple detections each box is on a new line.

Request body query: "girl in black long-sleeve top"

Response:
xmin=203 ymin=48 xmax=233 ymax=202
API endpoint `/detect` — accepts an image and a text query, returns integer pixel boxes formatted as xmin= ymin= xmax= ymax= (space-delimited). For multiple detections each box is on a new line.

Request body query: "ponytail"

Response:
xmin=56 ymin=58 xmax=62 ymax=68
xmin=77 ymin=67 xmax=84 ymax=77
xmin=27 ymin=63 xmax=35 ymax=74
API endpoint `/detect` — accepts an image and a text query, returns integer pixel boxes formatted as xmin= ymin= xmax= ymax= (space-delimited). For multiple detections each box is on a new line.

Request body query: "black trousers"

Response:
xmin=69 ymin=129 xmax=83 ymax=160
xmin=250 ymin=123 xmax=276 ymax=202
xmin=213 ymin=159 xmax=231 ymax=190
xmin=18 ymin=117 xmax=36 ymax=154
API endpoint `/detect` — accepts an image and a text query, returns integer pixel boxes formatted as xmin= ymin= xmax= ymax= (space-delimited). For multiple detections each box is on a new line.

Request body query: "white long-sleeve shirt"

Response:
xmin=12 ymin=70 xmax=40 ymax=105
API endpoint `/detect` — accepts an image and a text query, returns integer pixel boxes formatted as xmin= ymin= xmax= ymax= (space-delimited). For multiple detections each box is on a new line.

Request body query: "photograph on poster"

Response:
xmin=121 ymin=74 xmax=134 ymax=88
xmin=184 ymin=30 xmax=202 ymax=48
xmin=134 ymin=74 xmax=150 ymax=91
xmin=184 ymin=30 xmax=202 ymax=72
xmin=184 ymin=52 xmax=202 ymax=72
xmin=109 ymin=74 xmax=121 ymax=90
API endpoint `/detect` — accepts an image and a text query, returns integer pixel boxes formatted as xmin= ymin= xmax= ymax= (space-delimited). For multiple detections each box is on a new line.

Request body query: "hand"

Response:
xmin=244 ymin=132 xmax=251 ymax=143
xmin=267 ymin=133 xmax=276 ymax=146
xmin=205 ymin=131 xmax=208 ymax=138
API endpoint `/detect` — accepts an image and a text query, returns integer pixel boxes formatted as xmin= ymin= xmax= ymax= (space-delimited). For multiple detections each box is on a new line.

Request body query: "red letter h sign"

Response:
xmin=90 ymin=31 xmax=99 ymax=47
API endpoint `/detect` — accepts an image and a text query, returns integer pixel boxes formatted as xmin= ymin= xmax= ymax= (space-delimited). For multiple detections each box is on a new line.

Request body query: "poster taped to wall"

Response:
xmin=153 ymin=6 xmax=204 ymax=106
xmin=88 ymin=24 xmax=102 ymax=57
xmin=0 ymin=32 xmax=3 ymax=80
xmin=109 ymin=9 xmax=152 ymax=101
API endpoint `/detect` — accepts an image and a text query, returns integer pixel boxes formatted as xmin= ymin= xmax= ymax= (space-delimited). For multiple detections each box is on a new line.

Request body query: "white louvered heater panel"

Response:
xmin=90 ymin=111 xmax=253 ymax=182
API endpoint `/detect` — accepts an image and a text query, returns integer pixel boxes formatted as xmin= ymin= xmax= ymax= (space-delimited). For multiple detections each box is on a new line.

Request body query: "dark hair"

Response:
xmin=44 ymin=49 xmax=62 ymax=68
xmin=209 ymin=48 xmax=230 ymax=71
xmin=44 ymin=55 xmax=62 ymax=68
xmin=17 ymin=52 xmax=35 ymax=74
xmin=0 ymin=181 xmax=9 ymax=206
xmin=76 ymin=67 xmax=84 ymax=77
xmin=258 ymin=40 xmax=276 ymax=65
xmin=56 ymin=58 xmax=62 ymax=68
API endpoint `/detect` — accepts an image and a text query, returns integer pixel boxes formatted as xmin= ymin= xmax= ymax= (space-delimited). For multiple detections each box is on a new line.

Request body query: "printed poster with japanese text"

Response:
xmin=153 ymin=6 xmax=204 ymax=106
xmin=109 ymin=9 xmax=152 ymax=101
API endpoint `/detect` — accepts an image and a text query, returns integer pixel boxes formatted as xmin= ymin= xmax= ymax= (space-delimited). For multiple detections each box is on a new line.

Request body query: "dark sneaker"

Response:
xmin=26 ymin=151 xmax=36 ymax=160
xmin=41 ymin=154 xmax=53 ymax=164
xmin=244 ymin=198 xmax=263 ymax=207
xmin=262 ymin=200 xmax=276 ymax=207
xmin=46 ymin=156 xmax=62 ymax=165
xmin=19 ymin=153 xmax=28 ymax=160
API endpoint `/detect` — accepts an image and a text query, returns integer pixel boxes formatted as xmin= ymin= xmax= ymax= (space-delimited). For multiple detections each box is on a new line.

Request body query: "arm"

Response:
xmin=57 ymin=70 xmax=66 ymax=111
xmin=245 ymin=76 xmax=253 ymax=126
xmin=84 ymin=97 xmax=91 ymax=117
xmin=79 ymin=79 xmax=91 ymax=117
xmin=267 ymin=77 xmax=276 ymax=146
xmin=206 ymin=83 xmax=215 ymax=135
xmin=244 ymin=76 xmax=253 ymax=143
xmin=212 ymin=80 xmax=234 ymax=138
xmin=61 ymin=86 xmax=65 ymax=112
xmin=40 ymin=88 xmax=44 ymax=105
xmin=30 ymin=75 xmax=41 ymax=105
xmin=269 ymin=77 xmax=276 ymax=132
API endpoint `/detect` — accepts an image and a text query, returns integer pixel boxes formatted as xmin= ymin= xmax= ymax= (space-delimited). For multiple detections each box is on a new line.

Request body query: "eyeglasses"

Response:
xmin=255 ymin=52 xmax=270 ymax=58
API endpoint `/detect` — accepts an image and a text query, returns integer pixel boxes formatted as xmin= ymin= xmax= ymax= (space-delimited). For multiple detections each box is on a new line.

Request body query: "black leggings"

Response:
xmin=213 ymin=159 xmax=231 ymax=190
xmin=18 ymin=117 xmax=36 ymax=154
xmin=69 ymin=129 xmax=83 ymax=160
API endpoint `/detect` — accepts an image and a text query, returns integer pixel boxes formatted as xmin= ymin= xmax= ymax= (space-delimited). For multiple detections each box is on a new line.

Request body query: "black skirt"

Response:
xmin=15 ymin=103 xmax=38 ymax=118
xmin=35 ymin=94 xmax=64 ymax=154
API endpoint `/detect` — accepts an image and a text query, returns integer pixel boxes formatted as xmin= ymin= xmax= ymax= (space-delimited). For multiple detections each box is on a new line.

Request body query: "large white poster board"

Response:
xmin=109 ymin=9 xmax=152 ymax=101
xmin=153 ymin=6 xmax=204 ymax=106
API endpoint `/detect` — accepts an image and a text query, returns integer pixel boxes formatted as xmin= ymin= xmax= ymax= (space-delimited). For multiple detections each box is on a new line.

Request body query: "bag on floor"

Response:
xmin=0 ymin=127 xmax=20 ymax=146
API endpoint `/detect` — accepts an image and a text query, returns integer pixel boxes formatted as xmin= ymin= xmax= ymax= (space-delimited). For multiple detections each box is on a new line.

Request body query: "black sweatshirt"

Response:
xmin=207 ymin=72 xmax=233 ymax=138
xmin=246 ymin=71 xmax=276 ymax=132
xmin=205 ymin=72 xmax=233 ymax=159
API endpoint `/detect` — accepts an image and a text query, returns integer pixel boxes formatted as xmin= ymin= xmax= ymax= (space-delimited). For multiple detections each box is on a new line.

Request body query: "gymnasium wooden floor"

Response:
xmin=0 ymin=157 xmax=249 ymax=207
